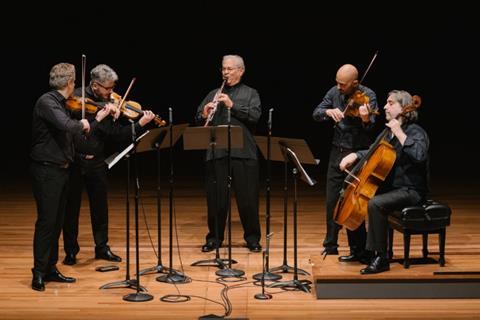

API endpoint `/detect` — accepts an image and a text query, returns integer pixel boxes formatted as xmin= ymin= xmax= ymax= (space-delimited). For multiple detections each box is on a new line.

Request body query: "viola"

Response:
xmin=110 ymin=92 xmax=166 ymax=127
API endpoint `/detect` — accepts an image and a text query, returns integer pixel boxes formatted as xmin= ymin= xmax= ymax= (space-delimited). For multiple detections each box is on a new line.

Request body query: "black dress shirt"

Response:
xmin=195 ymin=82 xmax=262 ymax=160
xmin=30 ymin=90 xmax=84 ymax=165
xmin=357 ymin=122 xmax=430 ymax=197
xmin=313 ymin=84 xmax=378 ymax=149
xmin=71 ymin=87 xmax=144 ymax=167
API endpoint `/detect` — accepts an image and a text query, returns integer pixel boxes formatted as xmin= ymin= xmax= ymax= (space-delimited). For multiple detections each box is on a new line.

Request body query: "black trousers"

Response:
xmin=205 ymin=157 xmax=261 ymax=245
xmin=324 ymin=146 xmax=366 ymax=253
xmin=63 ymin=163 xmax=109 ymax=255
xmin=367 ymin=188 xmax=422 ymax=253
xmin=30 ymin=162 xmax=70 ymax=275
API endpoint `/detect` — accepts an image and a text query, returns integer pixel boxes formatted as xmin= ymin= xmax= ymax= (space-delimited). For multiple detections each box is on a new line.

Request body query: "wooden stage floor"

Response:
xmin=1 ymin=175 xmax=479 ymax=319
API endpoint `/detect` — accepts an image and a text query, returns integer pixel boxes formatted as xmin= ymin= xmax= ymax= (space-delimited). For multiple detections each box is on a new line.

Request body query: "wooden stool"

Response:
xmin=388 ymin=200 xmax=451 ymax=268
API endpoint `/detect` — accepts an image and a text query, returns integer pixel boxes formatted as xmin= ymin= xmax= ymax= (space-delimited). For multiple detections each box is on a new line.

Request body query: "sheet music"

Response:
xmin=285 ymin=146 xmax=317 ymax=186
xmin=105 ymin=130 xmax=150 ymax=170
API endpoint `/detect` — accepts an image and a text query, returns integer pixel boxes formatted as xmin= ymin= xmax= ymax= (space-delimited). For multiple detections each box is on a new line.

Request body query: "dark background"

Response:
xmin=2 ymin=2 xmax=477 ymax=183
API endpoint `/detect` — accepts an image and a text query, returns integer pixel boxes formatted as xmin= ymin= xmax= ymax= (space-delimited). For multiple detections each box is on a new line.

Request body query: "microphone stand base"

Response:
xmin=254 ymin=293 xmax=272 ymax=300
xmin=252 ymin=271 xmax=282 ymax=282
xmin=123 ymin=292 xmax=154 ymax=302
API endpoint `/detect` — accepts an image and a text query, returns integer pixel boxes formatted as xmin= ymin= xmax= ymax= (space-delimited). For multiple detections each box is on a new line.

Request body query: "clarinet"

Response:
xmin=204 ymin=79 xmax=227 ymax=127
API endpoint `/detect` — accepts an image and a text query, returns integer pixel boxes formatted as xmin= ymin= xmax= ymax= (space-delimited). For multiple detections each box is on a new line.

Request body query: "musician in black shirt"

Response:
xmin=62 ymin=64 xmax=154 ymax=265
xmin=313 ymin=64 xmax=378 ymax=262
xmin=195 ymin=55 xmax=262 ymax=253
xmin=30 ymin=62 xmax=108 ymax=291
xmin=339 ymin=90 xmax=429 ymax=274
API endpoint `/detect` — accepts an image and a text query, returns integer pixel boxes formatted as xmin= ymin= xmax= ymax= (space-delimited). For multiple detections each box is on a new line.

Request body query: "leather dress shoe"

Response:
xmin=44 ymin=268 xmax=76 ymax=283
xmin=95 ymin=248 xmax=122 ymax=262
xmin=247 ymin=242 xmax=262 ymax=252
xmin=339 ymin=251 xmax=374 ymax=264
xmin=322 ymin=246 xmax=339 ymax=255
xmin=63 ymin=253 xmax=77 ymax=265
xmin=360 ymin=256 xmax=390 ymax=275
xmin=201 ymin=241 xmax=220 ymax=252
xmin=31 ymin=269 xmax=45 ymax=291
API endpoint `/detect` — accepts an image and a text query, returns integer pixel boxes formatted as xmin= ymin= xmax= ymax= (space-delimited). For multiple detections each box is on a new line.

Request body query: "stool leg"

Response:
xmin=439 ymin=228 xmax=446 ymax=267
xmin=403 ymin=231 xmax=411 ymax=269
xmin=422 ymin=232 xmax=429 ymax=258
xmin=388 ymin=227 xmax=394 ymax=260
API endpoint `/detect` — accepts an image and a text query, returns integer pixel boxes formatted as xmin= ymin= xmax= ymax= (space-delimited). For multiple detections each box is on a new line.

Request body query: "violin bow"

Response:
xmin=116 ymin=77 xmax=136 ymax=110
xmin=342 ymin=50 xmax=379 ymax=117
xmin=359 ymin=50 xmax=379 ymax=84
xmin=81 ymin=54 xmax=86 ymax=120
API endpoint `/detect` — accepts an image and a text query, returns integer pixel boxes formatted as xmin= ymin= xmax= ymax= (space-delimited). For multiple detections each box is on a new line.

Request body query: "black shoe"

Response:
xmin=360 ymin=256 xmax=390 ymax=275
xmin=95 ymin=248 xmax=122 ymax=262
xmin=63 ymin=253 xmax=76 ymax=265
xmin=322 ymin=246 xmax=339 ymax=255
xmin=247 ymin=242 xmax=262 ymax=252
xmin=44 ymin=268 xmax=76 ymax=283
xmin=31 ymin=269 xmax=45 ymax=291
xmin=201 ymin=241 xmax=220 ymax=252
xmin=339 ymin=251 xmax=373 ymax=264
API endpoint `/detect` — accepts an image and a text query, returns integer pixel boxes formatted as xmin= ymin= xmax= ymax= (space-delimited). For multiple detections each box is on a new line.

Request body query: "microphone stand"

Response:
xmin=157 ymin=108 xmax=189 ymax=284
xmin=216 ymin=107 xmax=244 ymax=278
xmin=123 ymin=121 xmax=153 ymax=302
xmin=254 ymin=108 xmax=281 ymax=281
xmin=255 ymin=233 xmax=274 ymax=299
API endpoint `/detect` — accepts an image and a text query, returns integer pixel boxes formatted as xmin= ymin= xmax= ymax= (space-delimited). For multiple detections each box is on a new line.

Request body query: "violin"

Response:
xmin=65 ymin=96 xmax=107 ymax=114
xmin=110 ymin=92 xmax=166 ymax=127
xmin=343 ymin=90 xmax=379 ymax=117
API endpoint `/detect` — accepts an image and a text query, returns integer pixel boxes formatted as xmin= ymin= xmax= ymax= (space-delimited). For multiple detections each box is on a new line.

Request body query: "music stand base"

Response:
xmin=191 ymin=257 xmax=237 ymax=268
xmin=216 ymin=268 xmax=245 ymax=277
xmin=156 ymin=273 xmax=190 ymax=284
xmin=123 ymin=292 xmax=154 ymax=302
xmin=138 ymin=264 xmax=173 ymax=276
xmin=254 ymin=293 xmax=272 ymax=300
xmin=99 ymin=279 xmax=146 ymax=292
xmin=268 ymin=279 xmax=312 ymax=293
xmin=252 ymin=271 xmax=282 ymax=281
xmin=270 ymin=264 xmax=309 ymax=275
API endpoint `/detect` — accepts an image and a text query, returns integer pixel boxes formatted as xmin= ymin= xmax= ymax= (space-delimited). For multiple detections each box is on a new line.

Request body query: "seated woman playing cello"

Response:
xmin=338 ymin=90 xmax=429 ymax=274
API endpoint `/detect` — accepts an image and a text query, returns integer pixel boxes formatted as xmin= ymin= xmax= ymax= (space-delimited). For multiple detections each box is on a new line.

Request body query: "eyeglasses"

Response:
xmin=94 ymin=81 xmax=115 ymax=91
xmin=221 ymin=66 xmax=240 ymax=72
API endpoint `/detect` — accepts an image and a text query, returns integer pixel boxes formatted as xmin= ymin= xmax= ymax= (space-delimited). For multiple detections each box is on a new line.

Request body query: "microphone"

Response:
xmin=227 ymin=107 xmax=231 ymax=124
xmin=268 ymin=108 xmax=273 ymax=131
xmin=168 ymin=107 xmax=173 ymax=124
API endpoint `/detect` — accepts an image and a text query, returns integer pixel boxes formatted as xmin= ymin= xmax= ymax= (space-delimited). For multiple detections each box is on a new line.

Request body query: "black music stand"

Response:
xmin=103 ymin=127 xmax=153 ymax=302
xmin=268 ymin=144 xmax=316 ymax=293
xmin=136 ymin=124 xmax=189 ymax=277
xmin=255 ymin=136 xmax=318 ymax=276
xmin=184 ymin=126 xmax=243 ymax=271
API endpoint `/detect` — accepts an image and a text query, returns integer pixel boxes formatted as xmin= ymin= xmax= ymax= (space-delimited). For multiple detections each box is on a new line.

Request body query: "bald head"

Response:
xmin=336 ymin=64 xmax=358 ymax=82
xmin=336 ymin=64 xmax=359 ymax=95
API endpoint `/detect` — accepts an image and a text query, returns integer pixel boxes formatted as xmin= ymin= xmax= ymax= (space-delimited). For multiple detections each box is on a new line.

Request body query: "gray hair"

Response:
xmin=90 ymin=64 xmax=118 ymax=84
xmin=49 ymin=63 xmax=75 ymax=90
xmin=223 ymin=55 xmax=245 ymax=70
xmin=388 ymin=89 xmax=418 ymax=122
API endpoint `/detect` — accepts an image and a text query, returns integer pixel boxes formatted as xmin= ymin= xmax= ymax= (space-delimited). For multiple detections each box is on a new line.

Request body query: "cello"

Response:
xmin=333 ymin=95 xmax=422 ymax=230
